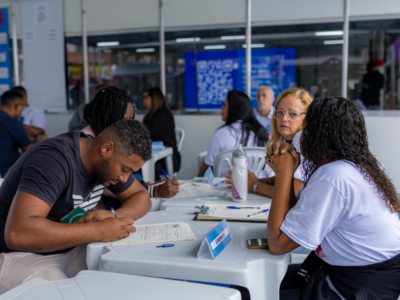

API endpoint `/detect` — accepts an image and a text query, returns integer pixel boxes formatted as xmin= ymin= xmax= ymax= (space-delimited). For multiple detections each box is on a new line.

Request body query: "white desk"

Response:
xmin=87 ymin=208 xmax=290 ymax=300
xmin=141 ymin=147 xmax=174 ymax=182
xmin=159 ymin=192 xmax=271 ymax=211
xmin=0 ymin=270 xmax=240 ymax=300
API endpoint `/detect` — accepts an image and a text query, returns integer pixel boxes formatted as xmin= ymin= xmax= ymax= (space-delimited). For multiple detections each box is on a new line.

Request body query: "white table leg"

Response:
xmin=165 ymin=154 xmax=174 ymax=179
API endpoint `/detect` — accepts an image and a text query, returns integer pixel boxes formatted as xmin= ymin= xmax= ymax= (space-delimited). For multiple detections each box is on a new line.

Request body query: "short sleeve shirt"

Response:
xmin=0 ymin=111 xmax=31 ymax=176
xmin=21 ymin=106 xmax=47 ymax=130
xmin=280 ymin=160 xmax=400 ymax=266
xmin=0 ymin=131 xmax=135 ymax=254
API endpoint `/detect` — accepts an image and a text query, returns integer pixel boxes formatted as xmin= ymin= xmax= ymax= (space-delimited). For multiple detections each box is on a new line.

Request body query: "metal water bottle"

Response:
xmin=231 ymin=144 xmax=248 ymax=202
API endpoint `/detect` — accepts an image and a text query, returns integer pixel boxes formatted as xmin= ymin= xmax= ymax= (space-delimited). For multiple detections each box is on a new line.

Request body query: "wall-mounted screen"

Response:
xmin=184 ymin=48 xmax=296 ymax=111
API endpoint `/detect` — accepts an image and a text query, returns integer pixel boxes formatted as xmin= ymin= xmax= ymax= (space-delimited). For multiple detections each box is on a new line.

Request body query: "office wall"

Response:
xmin=45 ymin=113 xmax=400 ymax=193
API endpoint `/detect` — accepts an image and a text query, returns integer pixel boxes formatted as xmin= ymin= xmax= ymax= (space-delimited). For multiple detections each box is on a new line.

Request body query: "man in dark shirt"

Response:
xmin=0 ymin=90 xmax=45 ymax=177
xmin=360 ymin=62 xmax=384 ymax=109
xmin=0 ymin=119 xmax=152 ymax=293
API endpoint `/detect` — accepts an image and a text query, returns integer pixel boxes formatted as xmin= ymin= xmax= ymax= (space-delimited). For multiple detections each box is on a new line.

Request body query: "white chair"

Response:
xmin=175 ymin=127 xmax=185 ymax=152
xmin=213 ymin=147 xmax=266 ymax=177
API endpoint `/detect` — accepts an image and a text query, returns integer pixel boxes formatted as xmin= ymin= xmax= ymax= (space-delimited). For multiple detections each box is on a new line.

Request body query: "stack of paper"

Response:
xmin=197 ymin=204 xmax=269 ymax=222
xmin=109 ymin=222 xmax=197 ymax=246
xmin=175 ymin=182 xmax=221 ymax=198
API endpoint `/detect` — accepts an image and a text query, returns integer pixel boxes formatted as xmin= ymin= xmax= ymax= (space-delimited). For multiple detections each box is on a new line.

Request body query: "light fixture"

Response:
xmin=242 ymin=43 xmax=265 ymax=48
xmin=97 ymin=41 xmax=120 ymax=47
xmin=323 ymin=40 xmax=344 ymax=45
xmin=204 ymin=45 xmax=226 ymax=50
xmin=176 ymin=37 xmax=201 ymax=42
xmin=136 ymin=48 xmax=156 ymax=53
xmin=220 ymin=35 xmax=245 ymax=40
xmin=315 ymin=31 xmax=343 ymax=36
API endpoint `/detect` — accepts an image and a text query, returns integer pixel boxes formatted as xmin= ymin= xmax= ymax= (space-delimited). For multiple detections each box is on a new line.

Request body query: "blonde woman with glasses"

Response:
xmin=225 ymin=87 xmax=313 ymax=197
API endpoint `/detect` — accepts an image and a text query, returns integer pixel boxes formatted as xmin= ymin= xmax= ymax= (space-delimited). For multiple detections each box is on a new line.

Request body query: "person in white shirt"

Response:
xmin=199 ymin=90 xmax=269 ymax=177
xmin=254 ymin=86 xmax=275 ymax=137
xmin=266 ymin=96 xmax=400 ymax=300
xmin=225 ymin=88 xmax=313 ymax=197
xmin=11 ymin=86 xmax=46 ymax=139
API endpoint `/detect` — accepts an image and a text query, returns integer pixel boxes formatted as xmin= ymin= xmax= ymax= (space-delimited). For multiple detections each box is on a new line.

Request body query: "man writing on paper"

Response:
xmin=0 ymin=119 xmax=152 ymax=293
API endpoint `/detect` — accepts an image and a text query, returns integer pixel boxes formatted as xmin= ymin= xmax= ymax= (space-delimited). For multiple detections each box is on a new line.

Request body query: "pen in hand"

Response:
xmin=162 ymin=169 xmax=170 ymax=180
xmin=110 ymin=207 xmax=118 ymax=218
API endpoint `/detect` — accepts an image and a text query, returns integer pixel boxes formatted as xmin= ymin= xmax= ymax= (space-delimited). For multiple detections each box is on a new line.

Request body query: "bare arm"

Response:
xmin=23 ymin=124 xmax=44 ymax=138
xmin=198 ymin=161 xmax=210 ymax=175
xmin=5 ymin=191 xmax=135 ymax=252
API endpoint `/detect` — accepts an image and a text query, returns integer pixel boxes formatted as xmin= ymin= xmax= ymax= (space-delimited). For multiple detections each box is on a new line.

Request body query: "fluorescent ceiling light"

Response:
xmin=176 ymin=37 xmax=201 ymax=42
xmin=220 ymin=35 xmax=245 ymax=40
xmin=97 ymin=41 xmax=120 ymax=47
xmin=315 ymin=31 xmax=343 ymax=36
xmin=204 ymin=45 xmax=226 ymax=50
xmin=242 ymin=43 xmax=265 ymax=48
xmin=323 ymin=40 xmax=344 ymax=45
xmin=136 ymin=48 xmax=155 ymax=53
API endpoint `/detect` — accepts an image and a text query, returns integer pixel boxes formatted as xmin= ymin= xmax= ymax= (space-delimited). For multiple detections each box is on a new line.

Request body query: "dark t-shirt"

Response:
xmin=0 ymin=111 xmax=31 ymax=176
xmin=0 ymin=131 xmax=135 ymax=254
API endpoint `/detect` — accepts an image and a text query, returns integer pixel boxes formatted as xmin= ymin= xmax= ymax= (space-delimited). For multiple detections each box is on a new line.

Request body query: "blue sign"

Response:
xmin=196 ymin=219 xmax=233 ymax=259
xmin=184 ymin=48 xmax=296 ymax=111
xmin=0 ymin=8 xmax=11 ymax=99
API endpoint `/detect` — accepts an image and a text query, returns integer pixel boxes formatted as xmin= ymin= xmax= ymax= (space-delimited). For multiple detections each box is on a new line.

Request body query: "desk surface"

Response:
xmin=0 ymin=271 xmax=240 ymax=300
xmin=87 ymin=208 xmax=290 ymax=300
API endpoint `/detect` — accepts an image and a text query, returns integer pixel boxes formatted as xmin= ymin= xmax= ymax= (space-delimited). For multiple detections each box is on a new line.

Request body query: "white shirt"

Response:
xmin=205 ymin=121 xmax=269 ymax=177
xmin=254 ymin=108 xmax=273 ymax=138
xmin=281 ymin=160 xmax=400 ymax=267
xmin=21 ymin=106 xmax=46 ymax=130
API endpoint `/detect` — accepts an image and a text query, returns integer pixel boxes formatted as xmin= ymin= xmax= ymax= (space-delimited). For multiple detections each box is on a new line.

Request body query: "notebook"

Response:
xmin=196 ymin=204 xmax=269 ymax=222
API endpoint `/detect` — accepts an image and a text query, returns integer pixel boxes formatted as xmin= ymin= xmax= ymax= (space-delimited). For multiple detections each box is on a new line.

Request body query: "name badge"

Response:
xmin=202 ymin=166 xmax=215 ymax=186
xmin=197 ymin=219 xmax=233 ymax=259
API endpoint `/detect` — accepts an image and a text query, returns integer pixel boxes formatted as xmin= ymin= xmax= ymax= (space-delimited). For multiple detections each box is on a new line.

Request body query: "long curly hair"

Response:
xmin=301 ymin=96 xmax=400 ymax=213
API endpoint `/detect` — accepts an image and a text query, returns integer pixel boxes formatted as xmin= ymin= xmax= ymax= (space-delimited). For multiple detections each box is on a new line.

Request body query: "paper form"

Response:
xmin=198 ymin=204 xmax=270 ymax=222
xmin=175 ymin=182 xmax=221 ymax=198
xmin=109 ymin=222 xmax=197 ymax=245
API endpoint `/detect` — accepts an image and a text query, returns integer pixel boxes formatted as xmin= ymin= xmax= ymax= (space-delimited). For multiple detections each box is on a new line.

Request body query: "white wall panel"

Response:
xmin=21 ymin=0 xmax=66 ymax=111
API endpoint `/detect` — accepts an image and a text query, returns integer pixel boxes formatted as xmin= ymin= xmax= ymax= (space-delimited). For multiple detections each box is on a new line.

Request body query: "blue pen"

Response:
xmin=110 ymin=207 xmax=118 ymax=218
xmin=226 ymin=206 xmax=261 ymax=209
xmin=161 ymin=169 xmax=169 ymax=180
xmin=156 ymin=244 xmax=175 ymax=248
xmin=248 ymin=209 xmax=269 ymax=217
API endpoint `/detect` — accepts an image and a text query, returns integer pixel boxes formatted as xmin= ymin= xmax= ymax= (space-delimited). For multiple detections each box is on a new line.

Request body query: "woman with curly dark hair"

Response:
xmin=265 ymin=96 xmax=400 ymax=299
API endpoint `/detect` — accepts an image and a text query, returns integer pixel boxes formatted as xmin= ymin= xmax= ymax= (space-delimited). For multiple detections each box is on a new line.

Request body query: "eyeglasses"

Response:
xmin=273 ymin=109 xmax=306 ymax=121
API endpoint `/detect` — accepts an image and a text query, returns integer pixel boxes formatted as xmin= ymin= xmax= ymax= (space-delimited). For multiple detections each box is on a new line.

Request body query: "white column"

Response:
xmin=341 ymin=0 xmax=350 ymax=98
xmin=11 ymin=0 xmax=19 ymax=86
xmin=159 ymin=0 xmax=166 ymax=94
xmin=391 ymin=44 xmax=395 ymax=109
xmin=82 ymin=0 xmax=89 ymax=103
xmin=246 ymin=0 xmax=251 ymax=96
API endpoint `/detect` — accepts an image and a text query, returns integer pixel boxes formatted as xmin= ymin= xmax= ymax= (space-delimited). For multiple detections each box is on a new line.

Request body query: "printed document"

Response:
xmin=197 ymin=204 xmax=269 ymax=222
xmin=109 ymin=222 xmax=197 ymax=245
xmin=176 ymin=182 xmax=221 ymax=198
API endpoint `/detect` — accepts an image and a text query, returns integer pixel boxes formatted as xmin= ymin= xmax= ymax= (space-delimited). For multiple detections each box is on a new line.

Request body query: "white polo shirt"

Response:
xmin=254 ymin=107 xmax=273 ymax=138
xmin=205 ymin=121 xmax=269 ymax=177
xmin=21 ymin=106 xmax=46 ymax=131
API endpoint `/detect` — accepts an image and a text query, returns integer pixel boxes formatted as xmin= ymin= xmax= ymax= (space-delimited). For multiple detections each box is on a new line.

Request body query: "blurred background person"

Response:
xmin=68 ymin=84 xmax=109 ymax=131
xmin=254 ymin=86 xmax=275 ymax=138
xmin=142 ymin=87 xmax=181 ymax=180
xmin=200 ymin=90 xmax=269 ymax=177
xmin=360 ymin=62 xmax=384 ymax=110
xmin=11 ymin=86 xmax=46 ymax=140
xmin=0 ymin=91 xmax=46 ymax=177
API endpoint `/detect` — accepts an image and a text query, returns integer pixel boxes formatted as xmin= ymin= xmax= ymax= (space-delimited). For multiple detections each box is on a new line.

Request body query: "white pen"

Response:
xmin=247 ymin=209 xmax=269 ymax=217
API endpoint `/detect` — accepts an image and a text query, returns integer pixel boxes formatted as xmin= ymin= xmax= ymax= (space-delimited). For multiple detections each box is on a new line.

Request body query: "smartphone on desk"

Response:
xmin=247 ymin=238 xmax=269 ymax=249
